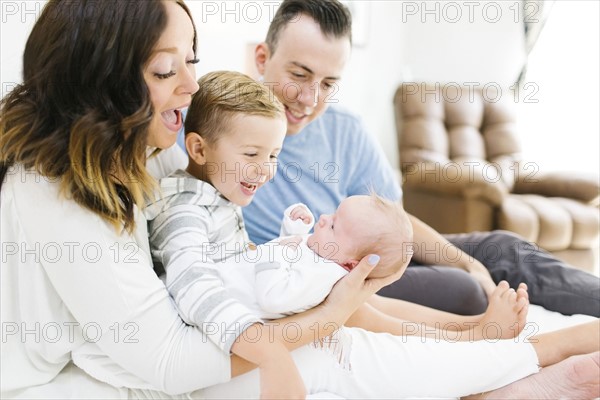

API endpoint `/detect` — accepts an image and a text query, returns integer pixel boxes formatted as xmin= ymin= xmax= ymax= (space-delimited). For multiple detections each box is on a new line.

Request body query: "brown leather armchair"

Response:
xmin=393 ymin=83 xmax=600 ymax=272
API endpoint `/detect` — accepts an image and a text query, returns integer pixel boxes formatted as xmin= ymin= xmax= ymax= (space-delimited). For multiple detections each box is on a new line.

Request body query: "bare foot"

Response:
xmin=475 ymin=281 xmax=529 ymax=340
xmin=467 ymin=351 xmax=600 ymax=399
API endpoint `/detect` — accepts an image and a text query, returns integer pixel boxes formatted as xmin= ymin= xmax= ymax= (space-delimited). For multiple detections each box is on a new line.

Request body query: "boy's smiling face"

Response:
xmin=196 ymin=114 xmax=286 ymax=206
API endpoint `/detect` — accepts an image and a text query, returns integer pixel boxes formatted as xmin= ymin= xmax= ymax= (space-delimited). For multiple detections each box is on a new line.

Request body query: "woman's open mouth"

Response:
xmin=161 ymin=108 xmax=183 ymax=132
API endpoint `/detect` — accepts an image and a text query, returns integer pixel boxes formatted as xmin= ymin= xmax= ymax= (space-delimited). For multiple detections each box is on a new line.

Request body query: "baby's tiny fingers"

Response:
xmin=290 ymin=208 xmax=302 ymax=220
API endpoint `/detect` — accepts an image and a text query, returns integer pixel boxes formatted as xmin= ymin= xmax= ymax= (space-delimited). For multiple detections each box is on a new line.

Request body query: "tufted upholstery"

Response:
xmin=394 ymin=83 xmax=600 ymax=272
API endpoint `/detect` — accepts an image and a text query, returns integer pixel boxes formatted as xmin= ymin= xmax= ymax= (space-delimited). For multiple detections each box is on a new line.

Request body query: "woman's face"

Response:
xmin=144 ymin=1 xmax=199 ymax=149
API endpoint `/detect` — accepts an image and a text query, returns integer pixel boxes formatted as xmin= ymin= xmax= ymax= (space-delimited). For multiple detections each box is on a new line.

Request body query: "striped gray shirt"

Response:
xmin=145 ymin=170 xmax=261 ymax=354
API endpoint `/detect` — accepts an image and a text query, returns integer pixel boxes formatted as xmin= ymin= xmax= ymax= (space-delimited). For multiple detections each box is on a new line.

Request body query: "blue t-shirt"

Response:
xmin=243 ymin=106 xmax=402 ymax=244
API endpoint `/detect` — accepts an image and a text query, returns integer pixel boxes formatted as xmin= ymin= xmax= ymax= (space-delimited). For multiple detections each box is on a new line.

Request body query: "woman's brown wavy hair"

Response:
xmin=0 ymin=0 xmax=197 ymax=233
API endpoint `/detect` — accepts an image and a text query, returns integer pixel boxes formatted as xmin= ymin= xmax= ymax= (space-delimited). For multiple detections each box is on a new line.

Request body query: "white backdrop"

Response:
xmin=1 ymin=1 xmax=597 ymax=174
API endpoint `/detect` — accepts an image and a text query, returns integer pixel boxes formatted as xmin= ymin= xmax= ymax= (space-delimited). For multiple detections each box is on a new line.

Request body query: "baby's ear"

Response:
xmin=341 ymin=259 xmax=360 ymax=271
xmin=185 ymin=132 xmax=207 ymax=165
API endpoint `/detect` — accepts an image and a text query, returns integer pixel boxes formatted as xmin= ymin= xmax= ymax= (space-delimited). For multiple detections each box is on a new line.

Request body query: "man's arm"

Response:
xmin=409 ymin=213 xmax=496 ymax=297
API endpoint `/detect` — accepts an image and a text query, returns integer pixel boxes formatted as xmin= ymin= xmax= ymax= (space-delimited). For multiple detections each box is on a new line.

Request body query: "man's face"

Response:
xmin=256 ymin=15 xmax=352 ymax=135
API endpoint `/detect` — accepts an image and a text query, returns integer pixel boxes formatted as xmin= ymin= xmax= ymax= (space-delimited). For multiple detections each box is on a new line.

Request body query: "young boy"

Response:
xmin=144 ymin=70 xmax=302 ymax=398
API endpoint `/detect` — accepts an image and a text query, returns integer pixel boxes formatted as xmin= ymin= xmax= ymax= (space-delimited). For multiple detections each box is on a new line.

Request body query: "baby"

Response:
xmin=218 ymin=197 xmax=525 ymax=344
xmin=215 ymin=194 xmax=413 ymax=320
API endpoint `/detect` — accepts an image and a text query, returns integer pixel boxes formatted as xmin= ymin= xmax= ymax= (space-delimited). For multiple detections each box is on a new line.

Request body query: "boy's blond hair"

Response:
xmin=359 ymin=194 xmax=414 ymax=278
xmin=184 ymin=71 xmax=285 ymax=143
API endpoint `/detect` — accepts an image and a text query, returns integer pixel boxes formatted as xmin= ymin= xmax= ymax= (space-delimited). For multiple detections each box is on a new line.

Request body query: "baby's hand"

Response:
xmin=290 ymin=205 xmax=313 ymax=225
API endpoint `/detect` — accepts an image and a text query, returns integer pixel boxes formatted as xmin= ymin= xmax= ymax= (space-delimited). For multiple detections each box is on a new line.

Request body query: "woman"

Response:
xmin=0 ymin=1 xmax=384 ymax=397
xmin=1 ymin=1 xmax=598 ymax=399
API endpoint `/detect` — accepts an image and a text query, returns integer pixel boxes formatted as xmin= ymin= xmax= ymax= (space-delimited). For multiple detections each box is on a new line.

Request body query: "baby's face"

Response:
xmin=306 ymin=196 xmax=373 ymax=270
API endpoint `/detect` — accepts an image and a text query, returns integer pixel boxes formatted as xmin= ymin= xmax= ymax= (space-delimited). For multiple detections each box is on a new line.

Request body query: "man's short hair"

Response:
xmin=266 ymin=0 xmax=352 ymax=53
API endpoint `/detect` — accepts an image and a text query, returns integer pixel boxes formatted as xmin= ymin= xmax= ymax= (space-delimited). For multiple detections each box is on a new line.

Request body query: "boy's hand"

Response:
xmin=231 ymin=324 xmax=306 ymax=399
xmin=259 ymin=346 xmax=306 ymax=399
xmin=290 ymin=205 xmax=313 ymax=225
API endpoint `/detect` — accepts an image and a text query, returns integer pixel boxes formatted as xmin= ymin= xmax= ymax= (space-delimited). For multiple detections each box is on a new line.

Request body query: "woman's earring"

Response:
xmin=258 ymin=75 xmax=264 ymax=83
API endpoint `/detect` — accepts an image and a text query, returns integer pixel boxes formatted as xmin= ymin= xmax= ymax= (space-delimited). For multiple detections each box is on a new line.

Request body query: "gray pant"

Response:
xmin=377 ymin=230 xmax=600 ymax=317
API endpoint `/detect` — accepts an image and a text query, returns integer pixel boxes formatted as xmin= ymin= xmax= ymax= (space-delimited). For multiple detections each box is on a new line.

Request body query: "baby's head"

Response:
xmin=184 ymin=71 xmax=286 ymax=206
xmin=307 ymin=194 xmax=413 ymax=278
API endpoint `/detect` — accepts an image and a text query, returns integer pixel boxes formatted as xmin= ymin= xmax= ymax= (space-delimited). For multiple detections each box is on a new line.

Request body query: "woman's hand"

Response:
xmin=320 ymin=254 xmax=395 ymax=325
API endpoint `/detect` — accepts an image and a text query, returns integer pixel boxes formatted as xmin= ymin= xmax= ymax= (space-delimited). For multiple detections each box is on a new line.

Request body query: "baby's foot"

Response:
xmin=476 ymin=281 xmax=529 ymax=340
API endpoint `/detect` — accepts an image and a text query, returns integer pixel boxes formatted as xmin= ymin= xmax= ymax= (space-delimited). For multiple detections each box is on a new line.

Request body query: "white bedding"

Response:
xmin=526 ymin=304 xmax=597 ymax=333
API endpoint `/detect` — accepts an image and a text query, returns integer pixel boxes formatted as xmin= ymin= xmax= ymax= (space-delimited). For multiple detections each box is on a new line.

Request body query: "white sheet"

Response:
xmin=526 ymin=304 xmax=597 ymax=333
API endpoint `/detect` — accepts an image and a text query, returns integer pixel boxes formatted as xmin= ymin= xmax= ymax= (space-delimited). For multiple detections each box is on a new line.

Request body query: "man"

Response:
xmin=242 ymin=0 xmax=600 ymax=317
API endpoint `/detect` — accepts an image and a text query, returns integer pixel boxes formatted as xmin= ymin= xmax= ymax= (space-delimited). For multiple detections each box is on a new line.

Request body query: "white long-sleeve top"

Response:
xmin=0 ymin=164 xmax=231 ymax=396
xmin=243 ymin=238 xmax=348 ymax=319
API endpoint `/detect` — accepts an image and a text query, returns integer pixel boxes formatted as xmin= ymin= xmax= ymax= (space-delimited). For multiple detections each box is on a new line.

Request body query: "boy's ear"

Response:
xmin=255 ymin=42 xmax=270 ymax=75
xmin=340 ymin=259 xmax=360 ymax=271
xmin=185 ymin=132 xmax=208 ymax=165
